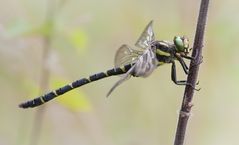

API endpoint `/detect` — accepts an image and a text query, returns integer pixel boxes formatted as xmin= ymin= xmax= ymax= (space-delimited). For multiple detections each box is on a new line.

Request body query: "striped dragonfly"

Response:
xmin=19 ymin=20 xmax=194 ymax=109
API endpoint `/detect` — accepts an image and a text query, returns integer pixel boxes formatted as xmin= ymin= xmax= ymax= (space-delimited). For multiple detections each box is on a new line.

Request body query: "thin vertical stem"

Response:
xmin=174 ymin=0 xmax=210 ymax=145
xmin=29 ymin=1 xmax=55 ymax=145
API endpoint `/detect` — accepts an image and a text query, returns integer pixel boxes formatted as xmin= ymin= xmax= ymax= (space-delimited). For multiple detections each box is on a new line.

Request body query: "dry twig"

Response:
xmin=174 ymin=0 xmax=210 ymax=145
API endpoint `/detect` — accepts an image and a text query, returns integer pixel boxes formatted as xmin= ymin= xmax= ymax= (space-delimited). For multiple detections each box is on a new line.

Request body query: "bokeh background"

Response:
xmin=0 ymin=0 xmax=238 ymax=145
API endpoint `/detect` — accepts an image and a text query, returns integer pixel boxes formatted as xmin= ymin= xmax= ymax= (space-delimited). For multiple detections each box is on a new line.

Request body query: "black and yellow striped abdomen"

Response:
xmin=19 ymin=64 xmax=133 ymax=109
xmin=154 ymin=41 xmax=175 ymax=64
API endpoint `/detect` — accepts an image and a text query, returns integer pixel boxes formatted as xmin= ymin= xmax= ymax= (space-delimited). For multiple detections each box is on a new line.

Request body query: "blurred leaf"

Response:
xmin=67 ymin=28 xmax=88 ymax=54
xmin=6 ymin=19 xmax=32 ymax=37
xmin=50 ymin=76 xmax=92 ymax=112
xmin=25 ymin=21 xmax=53 ymax=37
xmin=22 ymin=77 xmax=92 ymax=112
xmin=7 ymin=19 xmax=54 ymax=38
xmin=22 ymin=79 xmax=39 ymax=99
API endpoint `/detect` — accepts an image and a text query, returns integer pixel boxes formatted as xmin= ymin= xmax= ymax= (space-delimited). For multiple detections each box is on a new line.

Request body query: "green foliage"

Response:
xmin=23 ymin=79 xmax=39 ymax=100
xmin=6 ymin=19 xmax=32 ymax=37
xmin=50 ymin=76 xmax=92 ymax=112
xmin=23 ymin=77 xmax=92 ymax=112
xmin=6 ymin=19 xmax=53 ymax=37
xmin=29 ymin=21 xmax=54 ymax=37
xmin=67 ymin=27 xmax=88 ymax=54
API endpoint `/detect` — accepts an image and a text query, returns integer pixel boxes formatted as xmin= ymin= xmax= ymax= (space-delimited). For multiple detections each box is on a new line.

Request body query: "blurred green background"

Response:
xmin=0 ymin=0 xmax=239 ymax=145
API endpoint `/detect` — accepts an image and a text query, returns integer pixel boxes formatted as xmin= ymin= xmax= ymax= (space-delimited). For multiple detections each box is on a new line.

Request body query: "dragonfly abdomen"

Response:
xmin=19 ymin=64 xmax=133 ymax=109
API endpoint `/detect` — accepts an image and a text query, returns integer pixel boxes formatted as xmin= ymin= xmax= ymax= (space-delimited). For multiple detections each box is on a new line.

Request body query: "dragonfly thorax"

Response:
xmin=153 ymin=41 xmax=176 ymax=64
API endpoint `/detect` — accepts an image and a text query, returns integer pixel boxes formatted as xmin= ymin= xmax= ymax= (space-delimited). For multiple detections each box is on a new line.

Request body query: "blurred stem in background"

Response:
xmin=29 ymin=1 xmax=65 ymax=145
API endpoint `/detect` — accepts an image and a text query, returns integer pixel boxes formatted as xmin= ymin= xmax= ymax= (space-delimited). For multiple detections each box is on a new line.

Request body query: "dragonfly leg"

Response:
xmin=181 ymin=49 xmax=203 ymax=69
xmin=177 ymin=56 xmax=189 ymax=75
xmin=182 ymin=55 xmax=195 ymax=60
xmin=171 ymin=61 xmax=201 ymax=91
xmin=182 ymin=49 xmax=199 ymax=60
xmin=171 ymin=61 xmax=187 ymax=85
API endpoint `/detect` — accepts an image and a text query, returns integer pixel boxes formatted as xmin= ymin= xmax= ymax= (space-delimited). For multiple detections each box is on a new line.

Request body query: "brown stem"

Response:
xmin=174 ymin=0 xmax=210 ymax=145
xmin=29 ymin=1 xmax=55 ymax=145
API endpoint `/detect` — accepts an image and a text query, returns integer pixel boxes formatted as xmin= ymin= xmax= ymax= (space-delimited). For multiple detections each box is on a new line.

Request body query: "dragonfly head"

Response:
xmin=174 ymin=36 xmax=190 ymax=55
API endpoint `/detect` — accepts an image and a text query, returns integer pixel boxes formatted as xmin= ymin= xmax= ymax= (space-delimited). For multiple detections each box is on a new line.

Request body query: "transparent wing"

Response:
xmin=106 ymin=64 xmax=136 ymax=97
xmin=114 ymin=44 xmax=143 ymax=67
xmin=107 ymin=48 xmax=158 ymax=97
xmin=132 ymin=48 xmax=158 ymax=78
xmin=135 ymin=20 xmax=155 ymax=49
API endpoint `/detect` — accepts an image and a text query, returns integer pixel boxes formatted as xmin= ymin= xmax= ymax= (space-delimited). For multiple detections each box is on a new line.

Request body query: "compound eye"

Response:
xmin=174 ymin=36 xmax=184 ymax=52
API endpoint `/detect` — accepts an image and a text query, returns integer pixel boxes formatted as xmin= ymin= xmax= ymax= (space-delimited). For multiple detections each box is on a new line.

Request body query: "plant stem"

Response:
xmin=173 ymin=0 xmax=210 ymax=145
xmin=29 ymin=1 xmax=55 ymax=145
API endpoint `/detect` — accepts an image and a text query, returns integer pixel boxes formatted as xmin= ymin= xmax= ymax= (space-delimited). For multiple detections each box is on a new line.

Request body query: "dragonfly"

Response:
xmin=19 ymin=20 xmax=195 ymax=109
